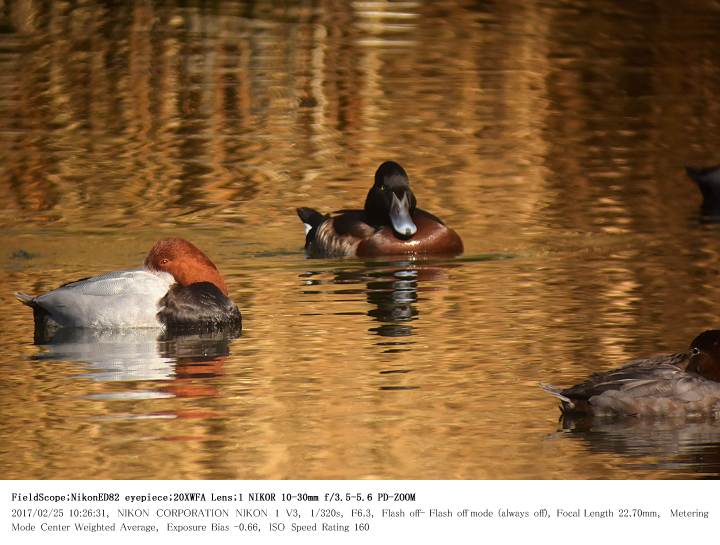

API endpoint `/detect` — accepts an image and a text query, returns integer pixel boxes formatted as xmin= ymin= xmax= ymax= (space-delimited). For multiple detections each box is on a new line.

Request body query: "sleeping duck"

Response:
xmin=542 ymin=330 xmax=720 ymax=417
xmin=297 ymin=161 xmax=463 ymax=258
xmin=16 ymin=238 xmax=241 ymax=341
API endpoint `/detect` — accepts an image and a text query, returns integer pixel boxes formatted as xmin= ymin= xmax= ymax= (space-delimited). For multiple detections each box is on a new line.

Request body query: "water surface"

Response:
xmin=2 ymin=0 xmax=720 ymax=479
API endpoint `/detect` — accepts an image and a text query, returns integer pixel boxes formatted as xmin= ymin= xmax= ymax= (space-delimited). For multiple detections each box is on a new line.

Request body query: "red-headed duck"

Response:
xmin=16 ymin=238 xmax=241 ymax=338
xmin=542 ymin=330 xmax=720 ymax=417
xmin=297 ymin=161 xmax=464 ymax=258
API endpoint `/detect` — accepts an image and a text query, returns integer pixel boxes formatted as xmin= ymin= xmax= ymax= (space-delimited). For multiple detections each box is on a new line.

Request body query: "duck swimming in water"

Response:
xmin=297 ymin=161 xmax=464 ymax=258
xmin=541 ymin=330 xmax=720 ymax=417
xmin=16 ymin=238 xmax=241 ymax=341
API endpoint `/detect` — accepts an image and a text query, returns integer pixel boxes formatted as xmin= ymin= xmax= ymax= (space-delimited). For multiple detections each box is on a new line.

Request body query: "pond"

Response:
xmin=1 ymin=0 xmax=720 ymax=479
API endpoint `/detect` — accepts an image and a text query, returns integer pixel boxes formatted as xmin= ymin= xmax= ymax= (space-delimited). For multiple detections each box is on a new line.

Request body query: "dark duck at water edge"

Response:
xmin=685 ymin=164 xmax=720 ymax=218
xmin=541 ymin=330 xmax=720 ymax=417
xmin=296 ymin=161 xmax=464 ymax=258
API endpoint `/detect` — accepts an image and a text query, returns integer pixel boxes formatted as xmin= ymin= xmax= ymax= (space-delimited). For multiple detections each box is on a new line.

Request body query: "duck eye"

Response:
xmin=160 ymin=258 xmax=169 ymax=265
xmin=690 ymin=347 xmax=701 ymax=356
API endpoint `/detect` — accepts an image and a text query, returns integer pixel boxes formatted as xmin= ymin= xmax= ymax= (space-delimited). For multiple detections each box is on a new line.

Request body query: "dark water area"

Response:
xmin=2 ymin=0 xmax=720 ymax=479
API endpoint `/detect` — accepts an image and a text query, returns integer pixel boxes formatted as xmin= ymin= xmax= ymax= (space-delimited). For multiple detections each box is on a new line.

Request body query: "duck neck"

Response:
xmin=364 ymin=189 xmax=387 ymax=228
xmin=173 ymin=266 xmax=229 ymax=296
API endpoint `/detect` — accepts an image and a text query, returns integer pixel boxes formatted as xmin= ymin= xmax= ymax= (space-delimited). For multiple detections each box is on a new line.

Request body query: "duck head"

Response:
xmin=687 ymin=329 xmax=720 ymax=382
xmin=364 ymin=161 xmax=418 ymax=238
xmin=144 ymin=238 xmax=229 ymax=296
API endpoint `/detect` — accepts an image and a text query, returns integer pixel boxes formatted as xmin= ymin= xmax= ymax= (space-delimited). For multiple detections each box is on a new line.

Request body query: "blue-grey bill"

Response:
xmin=390 ymin=193 xmax=417 ymax=237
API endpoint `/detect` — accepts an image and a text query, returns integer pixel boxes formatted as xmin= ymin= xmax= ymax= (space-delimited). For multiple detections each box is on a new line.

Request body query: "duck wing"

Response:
xmin=17 ymin=269 xmax=175 ymax=328
xmin=560 ymin=352 xmax=690 ymax=402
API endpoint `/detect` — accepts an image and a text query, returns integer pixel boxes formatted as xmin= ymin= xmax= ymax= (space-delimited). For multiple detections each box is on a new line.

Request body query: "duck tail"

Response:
xmin=296 ymin=207 xmax=328 ymax=236
xmin=539 ymin=383 xmax=575 ymax=408
xmin=16 ymin=292 xmax=58 ymax=344
xmin=15 ymin=292 xmax=36 ymax=307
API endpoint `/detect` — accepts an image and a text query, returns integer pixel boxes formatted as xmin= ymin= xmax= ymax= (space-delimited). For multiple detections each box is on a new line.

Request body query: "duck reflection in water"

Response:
xmin=366 ymin=266 xmax=420 ymax=340
xmin=301 ymin=261 xmax=456 ymax=392
xmin=550 ymin=416 xmax=720 ymax=476
xmin=31 ymin=326 xmax=240 ymax=402
xmin=301 ymin=261 xmax=455 ymax=344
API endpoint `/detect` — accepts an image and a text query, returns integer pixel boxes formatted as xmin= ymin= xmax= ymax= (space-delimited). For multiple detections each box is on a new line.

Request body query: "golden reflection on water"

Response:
xmin=2 ymin=0 xmax=720 ymax=479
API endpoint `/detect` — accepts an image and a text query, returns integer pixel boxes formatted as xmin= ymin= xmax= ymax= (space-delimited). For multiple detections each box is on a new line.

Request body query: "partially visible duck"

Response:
xmin=16 ymin=238 xmax=241 ymax=340
xmin=297 ymin=161 xmax=464 ymax=258
xmin=541 ymin=330 xmax=720 ymax=417
xmin=686 ymin=164 xmax=720 ymax=217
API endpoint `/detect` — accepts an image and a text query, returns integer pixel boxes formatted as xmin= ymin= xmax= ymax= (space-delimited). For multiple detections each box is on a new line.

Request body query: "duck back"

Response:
xmin=543 ymin=352 xmax=720 ymax=417
xmin=17 ymin=269 xmax=175 ymax=330
xmin=302 ymin=210 xmax=375 ymax=257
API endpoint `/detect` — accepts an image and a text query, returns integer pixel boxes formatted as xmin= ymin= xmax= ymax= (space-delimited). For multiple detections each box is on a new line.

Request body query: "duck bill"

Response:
xmin=390 ymin=192 xmax=417 ymax=238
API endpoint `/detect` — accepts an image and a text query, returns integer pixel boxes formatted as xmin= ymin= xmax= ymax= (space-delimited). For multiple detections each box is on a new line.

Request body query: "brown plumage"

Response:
xmin=541 ymin=330 xmax=720 ymax=417
xmin=297 ymin=161 xmax=463 ymax=258
xmin=145 ymin=237 xmax=229 ymax=296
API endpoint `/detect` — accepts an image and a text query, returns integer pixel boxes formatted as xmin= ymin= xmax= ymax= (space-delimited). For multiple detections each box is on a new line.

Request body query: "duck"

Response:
xmin=296 ymin=161 xmax=464 ymax=258
xmin=16 ymin=238 xmax=241 ymax=340
xmin=686 ymin=164 xmax=720 ymax=217
xmin=541 ymin=330 xmax=720 ymax=417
